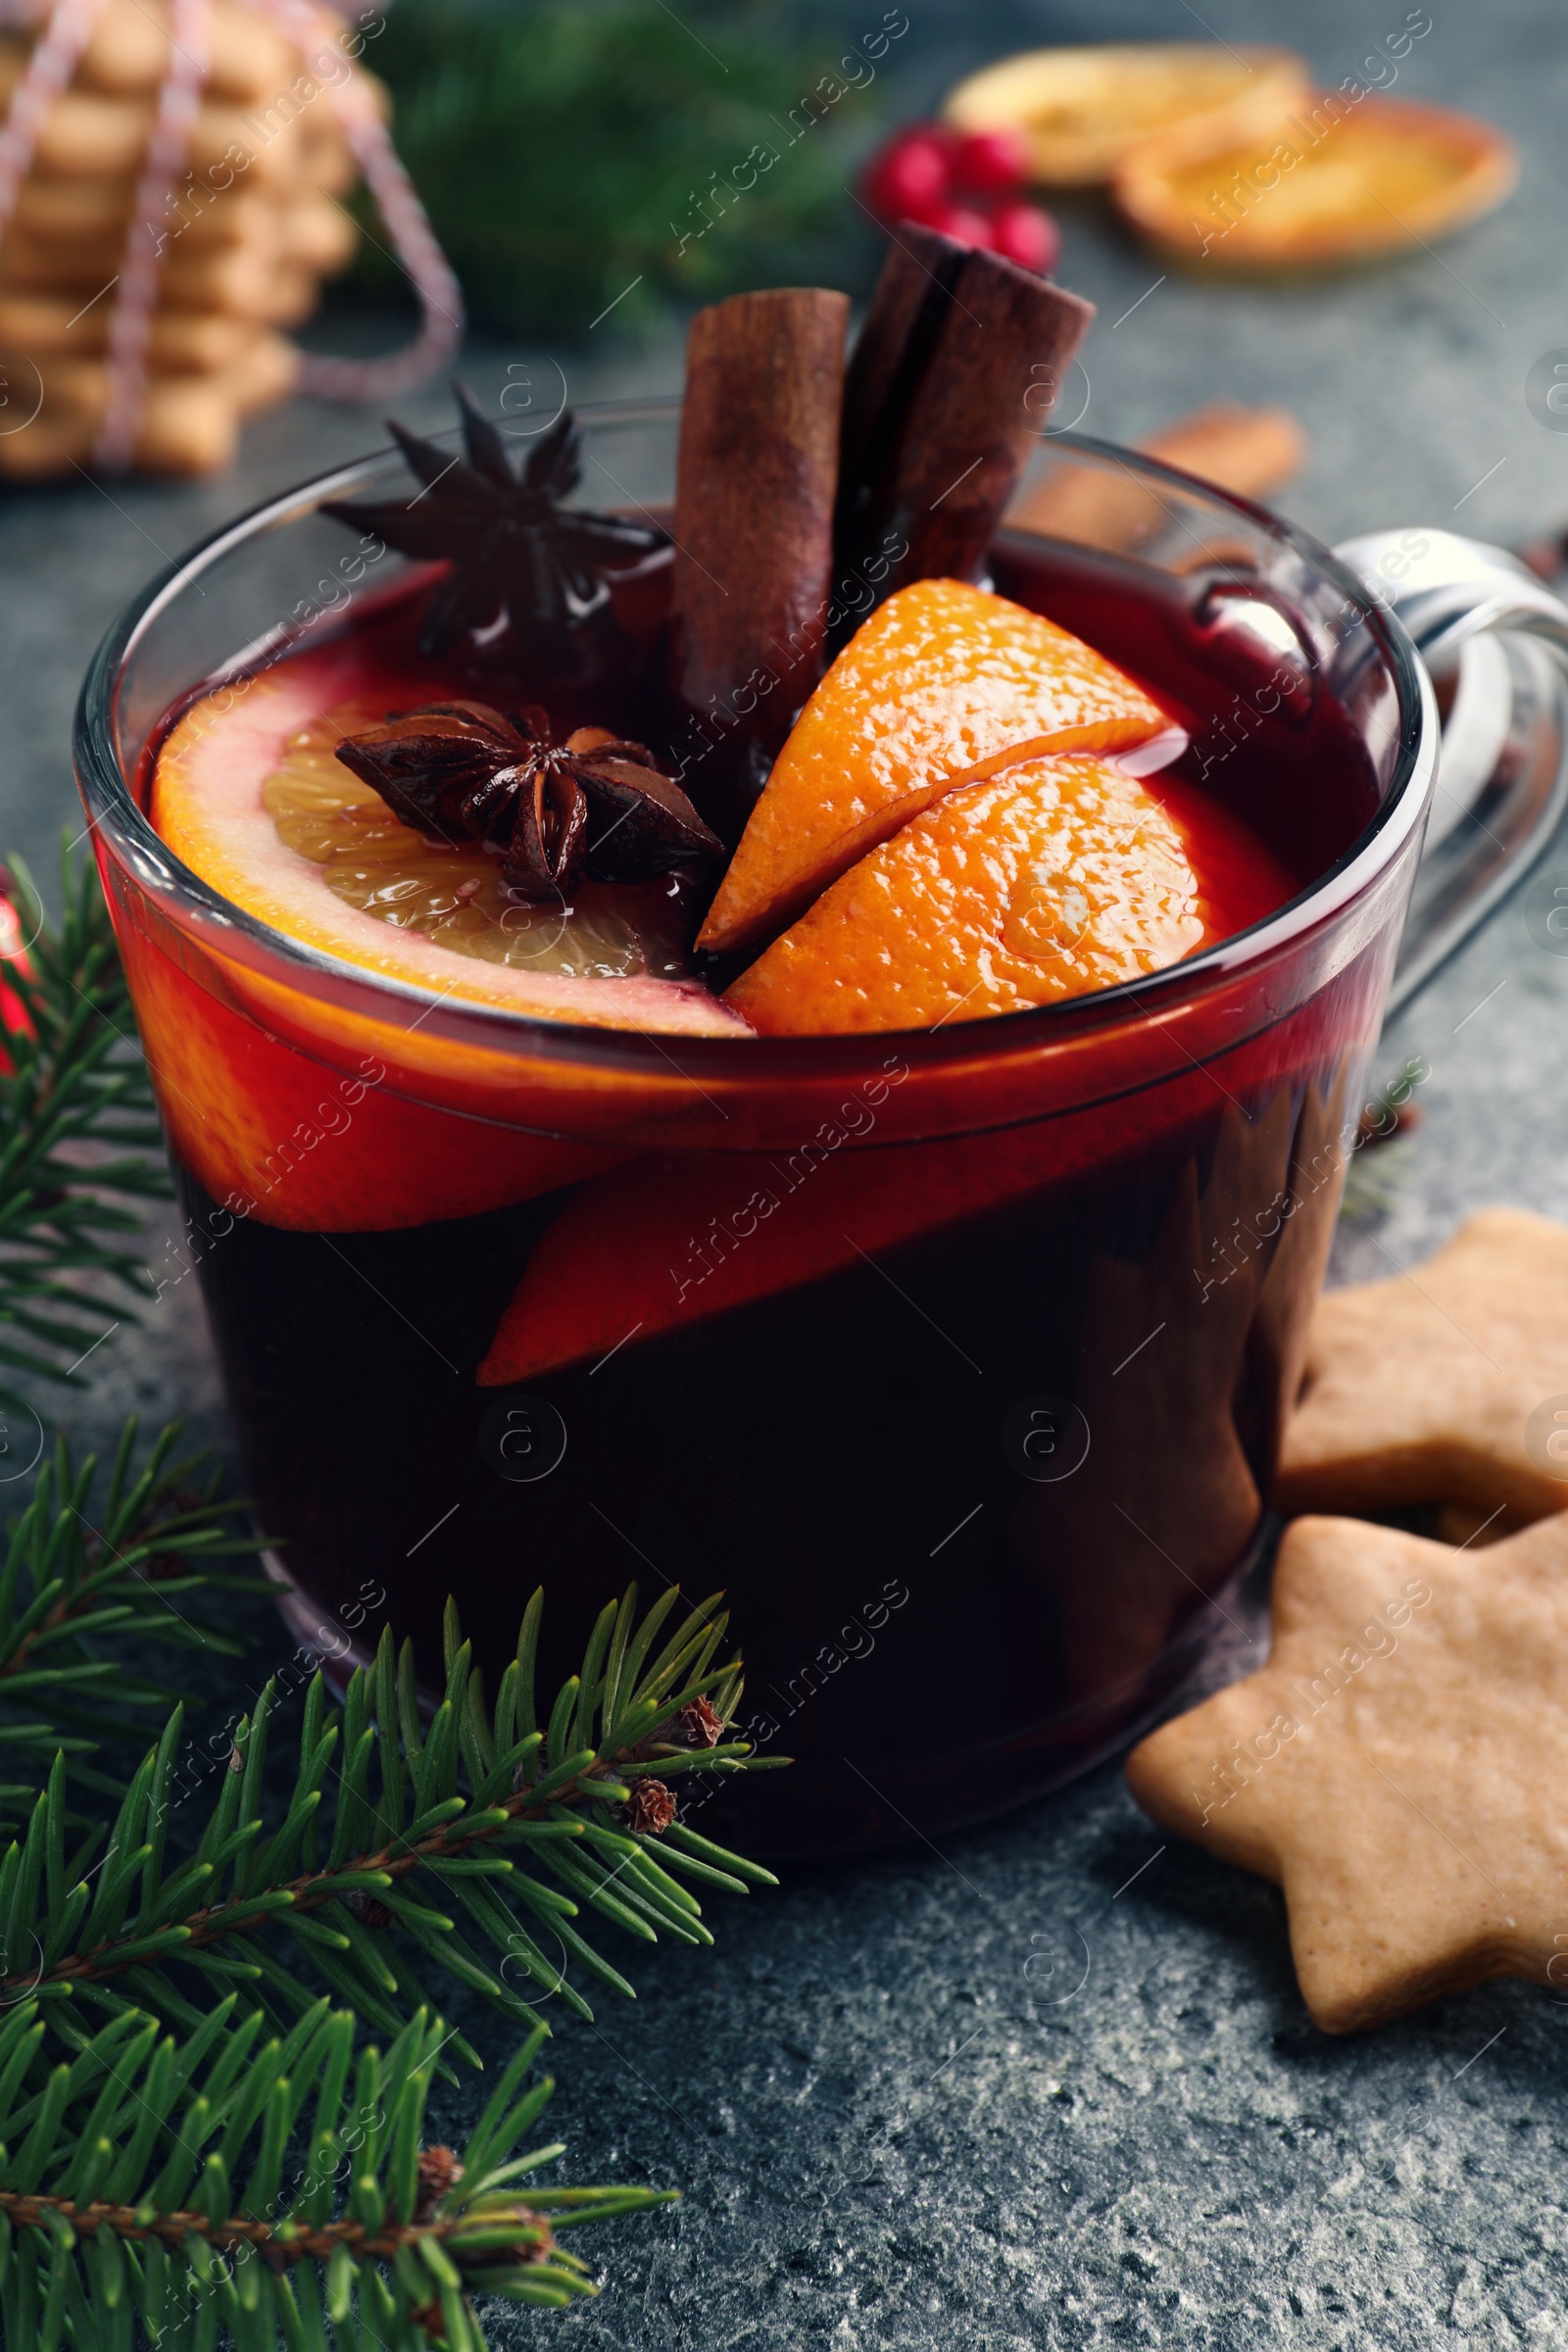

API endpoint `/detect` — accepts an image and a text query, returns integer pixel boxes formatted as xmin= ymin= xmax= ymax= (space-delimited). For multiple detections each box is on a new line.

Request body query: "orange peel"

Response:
xmin=724 ymin=752 xmax=1293 ymax=1037
xmin=696 ymin=578 xmax=1167 ymax=959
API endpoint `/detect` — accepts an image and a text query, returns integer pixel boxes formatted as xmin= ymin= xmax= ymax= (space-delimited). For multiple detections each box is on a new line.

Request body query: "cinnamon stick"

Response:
xmin=833 ymin=227 xmax=1094 ymax=643
xmin=669 ymin=287 xmax=850 ymax=832
xmin=1144 ymin=402 xmax=1306 ymax=499
xmin=836 ymin=224 xmax=964 ymax=503
xmin=1007 ymin=401 xmax=1306 ymax=551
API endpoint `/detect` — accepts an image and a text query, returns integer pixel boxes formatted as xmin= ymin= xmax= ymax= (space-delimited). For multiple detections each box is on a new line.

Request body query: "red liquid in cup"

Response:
xmin=129 ymin=533 xmax=1408 ymax=1856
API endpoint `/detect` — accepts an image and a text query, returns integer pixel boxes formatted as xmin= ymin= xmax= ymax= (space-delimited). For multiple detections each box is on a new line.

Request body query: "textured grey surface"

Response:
xmin=8 ymin=0 xmax=1568 ymax=2341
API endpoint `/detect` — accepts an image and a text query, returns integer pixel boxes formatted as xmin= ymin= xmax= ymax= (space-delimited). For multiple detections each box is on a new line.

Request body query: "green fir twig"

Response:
xmin=357 ymin=0 xmax=881 ymax=338
xmin=1340 ymin=1054 xmax=1430 ymax=1220
xmin=0 ymin=1421 xmax=258 ymax=1837
xmin=0 ymin=1587 xmax=778 ymax=2070
xmin=0 ymin=1998 xmax=668 ymax=2347
xmin=0 ymin=847 xmax=171 ymax=1408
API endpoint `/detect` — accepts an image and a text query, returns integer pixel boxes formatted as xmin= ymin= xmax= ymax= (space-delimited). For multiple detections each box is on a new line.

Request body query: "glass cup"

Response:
xmin=74 ymin=407 xmax=1561 ymax=1857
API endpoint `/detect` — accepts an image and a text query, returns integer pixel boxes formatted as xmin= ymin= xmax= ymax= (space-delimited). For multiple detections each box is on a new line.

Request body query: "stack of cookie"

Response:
xmin=1129 ymin=1207 xmax=1568 ymax=2035
xmin=0 ymin=0 xmax=372 ymax=475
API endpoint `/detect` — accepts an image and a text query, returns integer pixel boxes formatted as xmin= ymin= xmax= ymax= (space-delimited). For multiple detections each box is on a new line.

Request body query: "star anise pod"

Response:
xmin=322 ymin=383 xmax=667 ymax=658
xmin=335 ymin=699 xmax=723 ymax=901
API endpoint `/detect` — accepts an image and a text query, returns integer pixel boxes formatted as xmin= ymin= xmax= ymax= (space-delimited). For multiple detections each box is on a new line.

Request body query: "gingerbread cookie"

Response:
xmin=1126 ymin=1509 xmax=1568 ymax=2032
xmin=1276 ymin=1206 xmax=1568 ymax=1522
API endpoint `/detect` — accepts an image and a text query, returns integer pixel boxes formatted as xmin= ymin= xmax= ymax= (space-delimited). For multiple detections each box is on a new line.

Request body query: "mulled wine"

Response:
xmin=130 ymin=518 xmax=1406 ymax=1856
xmin=81 ymin=236 xmax=1431 ymax=1855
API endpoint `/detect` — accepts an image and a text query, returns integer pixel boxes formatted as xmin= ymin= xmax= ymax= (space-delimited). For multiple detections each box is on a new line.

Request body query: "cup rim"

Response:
xmin=74 ymin=401 xmax=1435 ymax=1077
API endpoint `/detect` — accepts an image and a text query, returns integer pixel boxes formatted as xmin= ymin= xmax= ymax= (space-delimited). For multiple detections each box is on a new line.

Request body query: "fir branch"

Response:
xmin=1340 ymin=1054 xmax=1430 ymax=1220
xmin=0 ymin=1420 xmax=257 ymax=1836
xmin=0 ymin=846 xmax=172 ymax=1408
xmin=0 ymin=1996 xmax=668 ymax=2348
xmin=1 ymin=1587 xmax=779 ymax=2064
xmin=358 ymin=0 xmax=879 ymax=338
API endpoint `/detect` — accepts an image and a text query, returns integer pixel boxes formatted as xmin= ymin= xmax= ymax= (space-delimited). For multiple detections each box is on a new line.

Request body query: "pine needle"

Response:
xmin=0 ymin=1585 xmax=774 ymax=2056
xmin=0 ymin=1421 xmax=259 ymax=1836
xmin=0 ymin=846 xmax=173 ymax=1408
xmin=0 ymin=2000 xmax=668 ymax=2348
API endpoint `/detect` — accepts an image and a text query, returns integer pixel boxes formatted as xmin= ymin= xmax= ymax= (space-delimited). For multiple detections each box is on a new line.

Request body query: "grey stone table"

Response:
xmin=6 ymin=0 xmax=1568 ymax=2342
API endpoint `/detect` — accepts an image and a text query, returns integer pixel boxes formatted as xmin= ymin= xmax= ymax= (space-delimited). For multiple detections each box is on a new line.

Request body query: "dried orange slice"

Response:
xmin=1115 ymin=94 xmax=1516 ymax=269
xmin=696 ymin=578 xmax=1167 ymax=959
xmin=724 ymin=753 xmax=1293 ymax=1037
xmin=942 ymin=43 xmax=1308 ymax=186
xmin=151 ymin=658 xmax=748 ymax=1037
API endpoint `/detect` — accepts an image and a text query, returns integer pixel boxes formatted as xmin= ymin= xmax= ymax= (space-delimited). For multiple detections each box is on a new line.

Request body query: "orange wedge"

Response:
xmin=152 ymin=662 xmax=749 ymax=1038
xmin=478 ymin=765 xmax=1293 ymax=1369
xmin=725 ymin=753 xmax=1293 ymax=1036
xmin=694 ymin=578 xmax=1168 ymax=958
xmin=1115 ymin=94 xmax=1516 ymax=269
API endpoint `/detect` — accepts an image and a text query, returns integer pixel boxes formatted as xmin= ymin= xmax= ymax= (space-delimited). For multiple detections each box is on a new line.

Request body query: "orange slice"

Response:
xmin=695 ymin=578 xmax=1168 ymax=958
xmin=151 ymin=661 xmax=749 ymax=1038
xmin=477 ymin=1126 xmax=1029 ymax=1388
xmin=117 ymin=906 xmax=621 ymax=1232
xmin=1114 ymin=94 xmax=1516 ymax=269
xmin=942 ymin=42 xmax=1309 ymax=186
xmin=724 ymin=753 xmax=1293 ymax=1036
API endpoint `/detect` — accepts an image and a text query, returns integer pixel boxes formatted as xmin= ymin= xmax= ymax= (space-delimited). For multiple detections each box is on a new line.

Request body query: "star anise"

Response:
xmin=322 ymin=383 xmax=667 ymax=659
xmin=334 ymin=699 xmax=722 ymax=902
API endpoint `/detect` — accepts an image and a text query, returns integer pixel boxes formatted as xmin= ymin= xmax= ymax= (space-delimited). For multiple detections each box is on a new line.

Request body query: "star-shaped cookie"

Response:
xmin=1276 ymin=1206 xmax=1568 ymax=1522
xmin=1126 ymin=1509 xmax=1568 ymax=2033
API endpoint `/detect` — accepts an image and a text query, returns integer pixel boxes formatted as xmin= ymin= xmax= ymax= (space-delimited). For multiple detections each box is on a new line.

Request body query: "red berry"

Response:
xmin=988 ymin=201 xmax=1060 ymax=274
xmin=922 ymin=204 xmax=996 ymax=250
xmin=862 ymin=132 xmax=953 ymax=223
xmin=950 ymin=127 xmax=1030 ymax=195
xmin=0 ymin=886 xmax=33 ymax=1070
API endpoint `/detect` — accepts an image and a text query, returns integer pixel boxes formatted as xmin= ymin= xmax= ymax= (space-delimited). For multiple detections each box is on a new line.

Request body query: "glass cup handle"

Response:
xmin=1335 ymin=526 xmax=1568 ymax=1011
